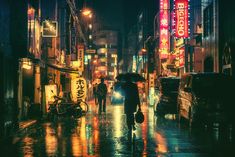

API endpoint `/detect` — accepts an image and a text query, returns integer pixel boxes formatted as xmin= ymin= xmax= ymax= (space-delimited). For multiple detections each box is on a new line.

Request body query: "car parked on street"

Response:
xmin=155 ymin=77 xmax=180 ymax=116
xmin=177 ymin=72 xmax=234 ymax=127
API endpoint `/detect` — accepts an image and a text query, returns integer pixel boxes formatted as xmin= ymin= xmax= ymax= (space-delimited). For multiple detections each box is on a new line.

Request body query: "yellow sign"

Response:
xmin=45 ymin=85 xmax=57 ymax=112
xmin=77 ymin=44 xmax=84 ymax=72
xmin=71 ymin=77 xmax=87 ymax=103
xmin=149 ymin=73 xmax=155 ymax=88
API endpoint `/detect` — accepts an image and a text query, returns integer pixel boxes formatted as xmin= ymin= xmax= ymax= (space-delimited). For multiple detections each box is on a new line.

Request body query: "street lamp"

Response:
xmin=82 ymin=8 xmax=92 ymax=17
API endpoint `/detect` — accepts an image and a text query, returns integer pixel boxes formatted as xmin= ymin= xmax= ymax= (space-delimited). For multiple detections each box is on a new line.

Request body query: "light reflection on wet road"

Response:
xmin=6 ymin=100 xmax=235 ymax=157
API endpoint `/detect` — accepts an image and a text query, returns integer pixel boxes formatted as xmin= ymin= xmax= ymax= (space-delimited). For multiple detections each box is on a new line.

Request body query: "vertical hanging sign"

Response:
xmin=159 ymin=0 xmax=170 ymax=59
xmin=176 ymin=47 xmax=185 ymax=68
xmin=174 ymin=0 xmax=189 ymax=38
xmin=71 ymin=77 xmax=87 ymax=103
xmin=77 ymin=44 xmax=84 ymax=72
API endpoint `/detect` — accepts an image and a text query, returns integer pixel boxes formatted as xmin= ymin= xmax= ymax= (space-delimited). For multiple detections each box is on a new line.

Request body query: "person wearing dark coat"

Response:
xmin=122 ymin=77 xmax=141 ymax=132
xmin=97 ymin=78 xmax=107 ymax=113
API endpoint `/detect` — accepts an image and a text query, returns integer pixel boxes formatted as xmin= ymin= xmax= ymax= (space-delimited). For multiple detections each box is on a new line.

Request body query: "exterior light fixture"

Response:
xmin=20 ymin=58 xmax=32 ymax=70
xmin=141 ymin=48 xmax=147 ymax=53
xmin=82 ymin=8 xmax=92 ymax=16
xmin=89 ymin=24 xmax=92 ymax=29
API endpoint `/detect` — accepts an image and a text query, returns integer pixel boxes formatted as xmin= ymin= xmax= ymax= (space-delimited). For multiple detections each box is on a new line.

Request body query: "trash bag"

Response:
xmin=135 ymin=109 xmax=144 ymax=124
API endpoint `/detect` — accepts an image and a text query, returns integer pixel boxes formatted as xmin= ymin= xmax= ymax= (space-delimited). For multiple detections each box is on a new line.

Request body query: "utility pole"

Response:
xmin=66 ymin=0 xmax=87 ymax=44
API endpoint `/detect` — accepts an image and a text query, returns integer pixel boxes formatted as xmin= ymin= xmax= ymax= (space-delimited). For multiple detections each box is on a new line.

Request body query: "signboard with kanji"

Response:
xmin=71 ymin=77 xmax=87 ymax=103
xmin=42 ymin=20 xmax=58 ymax=37
xmin=176 ymin=47 xmax=185 ymax=68
xmin=77 ymin=44 xmax=84 ymax=72
xmin=159 ymin=0 xmax=170 ymax=59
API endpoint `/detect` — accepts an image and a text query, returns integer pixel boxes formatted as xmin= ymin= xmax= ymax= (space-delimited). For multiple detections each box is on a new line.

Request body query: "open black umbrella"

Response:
xmin=116 ymin=73 xmax=146 ymax=82
xmin=100 ymin=76 xmax=113 ymax=81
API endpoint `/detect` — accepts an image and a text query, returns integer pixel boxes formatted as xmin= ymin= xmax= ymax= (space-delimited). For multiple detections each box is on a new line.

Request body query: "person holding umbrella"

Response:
xmin=121 ymin=76 xmax=141 ymax=132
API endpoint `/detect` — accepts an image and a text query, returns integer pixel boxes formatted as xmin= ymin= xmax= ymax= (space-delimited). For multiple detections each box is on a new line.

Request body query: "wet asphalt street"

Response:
xmin=2 ymin=99 xmax=234 ymax=157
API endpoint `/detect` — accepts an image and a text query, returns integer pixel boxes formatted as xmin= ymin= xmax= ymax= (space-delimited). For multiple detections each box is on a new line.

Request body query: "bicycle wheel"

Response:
xmin=79 ymin=101 xmax=89 ymax=114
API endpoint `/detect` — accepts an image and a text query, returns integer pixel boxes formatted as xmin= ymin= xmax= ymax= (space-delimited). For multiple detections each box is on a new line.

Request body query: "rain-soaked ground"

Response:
xmin=1 ymin=99 xmax=234 ymax=157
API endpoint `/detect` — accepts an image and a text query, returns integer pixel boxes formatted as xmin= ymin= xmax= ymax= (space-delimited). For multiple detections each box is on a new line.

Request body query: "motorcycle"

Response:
xmin=48 ymin=91 xmax=87 ymax=120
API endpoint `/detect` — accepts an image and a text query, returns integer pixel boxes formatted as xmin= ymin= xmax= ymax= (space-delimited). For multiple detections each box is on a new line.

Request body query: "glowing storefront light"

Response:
xmin=159 ymin=0 xmax=170 ymax=59
xmin=22 ymin=60 xmax=32 ymax=70
xmin=82 ymin=9 xmax=92 ymax=16
xmin=88 ymin=24 xmax=92 ymax=29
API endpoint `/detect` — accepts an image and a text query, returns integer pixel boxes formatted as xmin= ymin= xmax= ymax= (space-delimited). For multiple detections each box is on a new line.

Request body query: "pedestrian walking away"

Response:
xmin=97 ymin=78 xmax=107 ymax=114
xmin=122 ymin=76 xmax=141 ymax=132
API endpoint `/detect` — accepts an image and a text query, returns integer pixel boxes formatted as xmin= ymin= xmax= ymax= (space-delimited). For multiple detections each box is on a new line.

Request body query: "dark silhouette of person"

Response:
xmin=93 ymin=83 xmax=98 ymax=105
xmin=97 ymin=78 xmax=107 ymax=113
xmin=122 ymin=76 xmax=141 ymax=132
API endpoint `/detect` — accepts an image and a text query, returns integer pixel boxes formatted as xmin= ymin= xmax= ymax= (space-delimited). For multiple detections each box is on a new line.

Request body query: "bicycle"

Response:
xmin=48 ymin=91 xmax=89 ymax=120
xmin=73 ymin=99 xmax=89 ymax=118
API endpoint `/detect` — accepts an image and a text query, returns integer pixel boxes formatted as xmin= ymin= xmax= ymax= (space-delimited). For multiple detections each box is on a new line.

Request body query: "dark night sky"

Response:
xmin=92 ymin=0 xmax=145 ymax=31
xmin=92 ymin=0 xmax=158 ymax=33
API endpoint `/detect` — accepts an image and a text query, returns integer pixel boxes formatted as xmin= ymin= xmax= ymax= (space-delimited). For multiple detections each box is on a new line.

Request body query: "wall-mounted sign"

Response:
xmin=176 ymin=47 xmax=185 ymax=67
xmin=149 ymin=73 xmax=155 ymax=88
xmin=71 ymin=77 xmax=87 ymax=103
xmin=159 ymin=0 xmax=170 ymax=59
xmin=86 ymin=49 xmax=96 ymax=54
xmin=175 ymin=38 xmax=184 ymax=47
xmin=174 ymin=0 xmax=189 ymax=38
xmin=77 ymin=44 xmax=84 ymax=72
xmin=42 ymin=20 xmax=58 ymax=37
xmin=45 ymin=85 xmax=57 ymax=112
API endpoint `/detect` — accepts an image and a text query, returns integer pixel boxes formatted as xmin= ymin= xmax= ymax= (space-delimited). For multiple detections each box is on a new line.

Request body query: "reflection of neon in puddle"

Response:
xmin=112 ymin=106 xmax=123 ymax=138
xmin=22 ymin=137 xmax=34 ymax=157
xmin=72 ymin=116 xmax=88 ymax=156
xmin=71 ymin=135 xmax=81 ymax=156
xmin=45 ymin=126 xmax=58 ymax=156
xmin=155 ymin=133 xmax=168 ymax=153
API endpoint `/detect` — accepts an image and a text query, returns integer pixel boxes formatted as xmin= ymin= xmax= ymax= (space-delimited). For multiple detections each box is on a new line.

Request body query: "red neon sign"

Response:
xmin=174 ymin=0 xmax=189 ymax=38
xmin=159 ymin=0 xmax=169 ymax=59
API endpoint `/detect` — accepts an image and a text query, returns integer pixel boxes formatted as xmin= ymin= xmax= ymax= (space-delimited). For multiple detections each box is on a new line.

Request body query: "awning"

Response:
xmin=25 ymin=57 xmax=81 ymax=74
xmin=47 ymin=63 xmax=81 ymax=74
